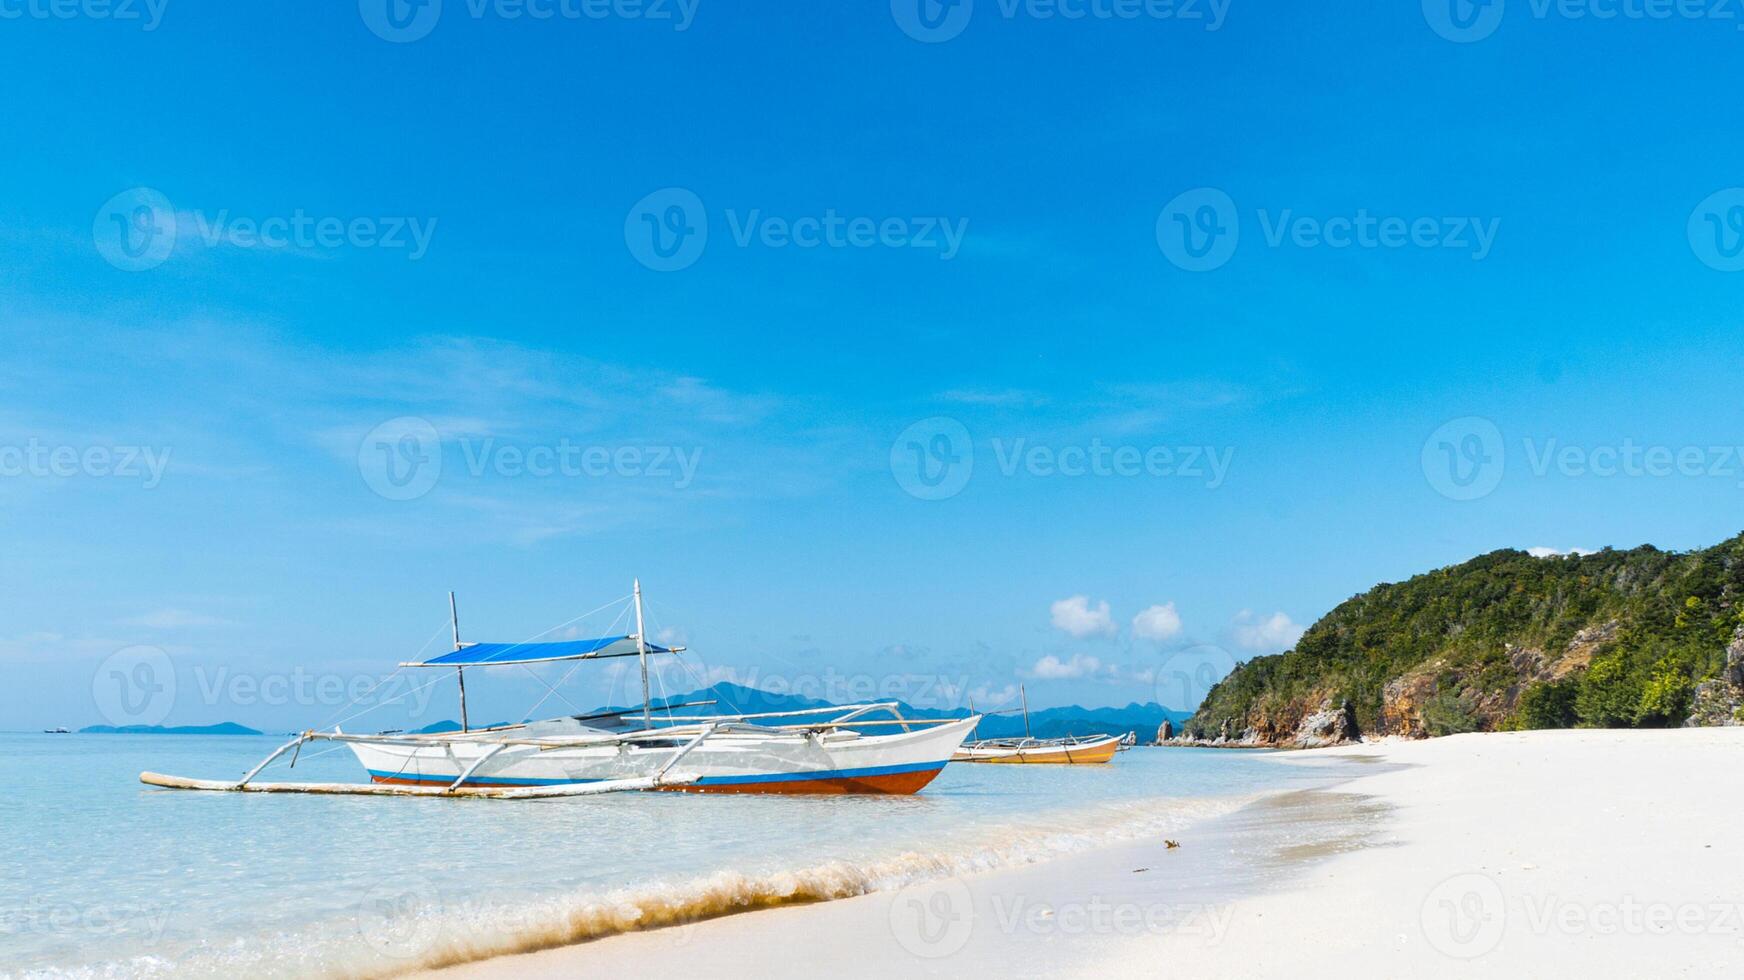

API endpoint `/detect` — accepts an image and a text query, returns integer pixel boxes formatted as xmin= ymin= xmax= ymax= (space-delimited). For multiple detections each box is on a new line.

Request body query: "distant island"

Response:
xmin=79 ymin=722 xmax=264 ymax=735
xmin=1186 ymin=533 xmax=1744 ymax=747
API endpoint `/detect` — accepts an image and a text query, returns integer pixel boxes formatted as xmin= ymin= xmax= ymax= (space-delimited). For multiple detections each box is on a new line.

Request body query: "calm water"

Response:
xmin=0 ymin=734 xmax=1332 ymax=978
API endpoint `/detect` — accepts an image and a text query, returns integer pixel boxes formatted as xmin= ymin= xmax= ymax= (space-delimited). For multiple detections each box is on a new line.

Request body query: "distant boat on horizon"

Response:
xmin=954 ymin=686 xmax=1124 ymax=764
xmin=43 ymin=727 xmax=70 ymax=734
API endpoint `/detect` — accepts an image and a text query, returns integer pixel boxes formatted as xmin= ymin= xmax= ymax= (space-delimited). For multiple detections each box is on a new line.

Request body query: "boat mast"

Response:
xmin=1021 ymin=684 xmax=1031 ymax=738
xmin=450 ymin=591 xmax=468 ymax=733
xmin=633 ymin=578 xmax=652 ymax=728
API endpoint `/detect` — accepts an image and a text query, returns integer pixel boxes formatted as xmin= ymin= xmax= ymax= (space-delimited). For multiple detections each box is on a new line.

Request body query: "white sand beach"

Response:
xmin=428 ymin=728 xmax=1744 ymax=979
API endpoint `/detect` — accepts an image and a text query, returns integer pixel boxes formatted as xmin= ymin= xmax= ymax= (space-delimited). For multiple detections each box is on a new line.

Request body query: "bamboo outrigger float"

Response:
xmin=951 ymin=685 xmax=1124 ymax=764
xmin=140 ymin=581 xmax=979 ymax=799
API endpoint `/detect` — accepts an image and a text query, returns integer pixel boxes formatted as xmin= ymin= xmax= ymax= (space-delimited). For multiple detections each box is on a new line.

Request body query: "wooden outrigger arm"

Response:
xmin=138 ymin=770 xmax=700 ymax=798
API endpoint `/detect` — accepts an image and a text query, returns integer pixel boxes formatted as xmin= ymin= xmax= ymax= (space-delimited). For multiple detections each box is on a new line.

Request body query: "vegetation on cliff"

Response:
xmin=1186 ymin=533 xmax=1744 ymax=742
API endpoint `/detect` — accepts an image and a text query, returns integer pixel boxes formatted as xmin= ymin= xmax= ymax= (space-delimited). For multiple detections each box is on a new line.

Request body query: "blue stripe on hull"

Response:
xmin=366 ymin=759 xmax=947 ymax=788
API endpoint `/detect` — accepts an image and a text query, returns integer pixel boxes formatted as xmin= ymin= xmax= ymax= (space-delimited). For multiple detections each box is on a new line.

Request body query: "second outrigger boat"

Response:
xmin=140 ymin=582 xmax=979 ymax=798
xmin=952 ymin=685 xmax=1123 ymax=764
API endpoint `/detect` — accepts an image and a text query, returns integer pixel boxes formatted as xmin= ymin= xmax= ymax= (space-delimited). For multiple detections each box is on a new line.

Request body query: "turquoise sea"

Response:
xmin=0 ymin=734 xmax=1332 ymax=978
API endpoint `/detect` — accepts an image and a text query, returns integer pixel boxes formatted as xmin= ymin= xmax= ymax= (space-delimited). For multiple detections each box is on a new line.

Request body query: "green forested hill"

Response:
xmin=1186 ymin=534 xmax=1744 ymax=743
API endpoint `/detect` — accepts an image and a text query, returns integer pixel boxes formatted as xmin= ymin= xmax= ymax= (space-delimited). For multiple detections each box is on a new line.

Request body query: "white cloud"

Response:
xmin=124 ymin=608 xmax=232 ymax=629
xmin=1528 ymin=546 xmax=1597 ymax=558
xmin=1131 ymin=602 xmax=1183 ymax=642
xmin=968 ymin=683 xmax=1019 ymax=709
xmin=1050 ymin=595 xmax=1116 ymax=638
xmin=1231 ymin=610 xmax=1305 ymax=653
xmin=1030 ymin=653 xmax=1102 ymax=679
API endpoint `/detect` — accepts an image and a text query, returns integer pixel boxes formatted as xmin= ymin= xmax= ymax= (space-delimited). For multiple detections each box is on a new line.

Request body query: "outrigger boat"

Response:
xmin=951 ymin=685 xmax=1123 ymax=765
xmin=140 ymin=582 xmax=979 ymax=798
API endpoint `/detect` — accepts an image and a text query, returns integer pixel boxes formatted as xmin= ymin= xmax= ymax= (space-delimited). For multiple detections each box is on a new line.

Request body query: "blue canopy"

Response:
xmin=406 ymin=636 xmax=680 ymax=668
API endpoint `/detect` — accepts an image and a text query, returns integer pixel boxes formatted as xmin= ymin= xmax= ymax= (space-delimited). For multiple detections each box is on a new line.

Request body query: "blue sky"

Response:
xmin=3 ymin=1 xmax=1743 ymax=730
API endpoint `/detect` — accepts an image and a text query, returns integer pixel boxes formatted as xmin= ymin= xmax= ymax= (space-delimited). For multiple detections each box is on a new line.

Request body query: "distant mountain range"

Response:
xmin=68 ymin=682 xmax=1191 ymax=741
xmin=403 ymin=682 xmax=1190 ymax=741
xmin=78 ymin=722 xmax=263 ymax=735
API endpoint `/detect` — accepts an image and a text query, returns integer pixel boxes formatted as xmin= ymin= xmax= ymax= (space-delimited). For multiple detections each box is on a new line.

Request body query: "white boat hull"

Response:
xmin=346 ymin=717 xmax=978 ymax=795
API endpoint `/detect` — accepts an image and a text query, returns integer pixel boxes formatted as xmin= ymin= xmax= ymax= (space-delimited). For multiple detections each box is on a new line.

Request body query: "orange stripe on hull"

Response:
xmin=368 ymin=767 xmax=945 ymax=796
xmin=657 ymin=767 xmax=943 ymax=795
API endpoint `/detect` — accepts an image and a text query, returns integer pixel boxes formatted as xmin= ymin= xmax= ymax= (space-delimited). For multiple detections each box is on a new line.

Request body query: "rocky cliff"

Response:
xmin=1185 ymin=535 xmax=1744 ymax=747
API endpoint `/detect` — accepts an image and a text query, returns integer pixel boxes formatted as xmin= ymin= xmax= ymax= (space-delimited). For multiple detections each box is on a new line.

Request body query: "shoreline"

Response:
xmin=422 ymin=728 xmax=1744 ymax=978
xmin=418 ymin=750 xmax=1381 ymax=978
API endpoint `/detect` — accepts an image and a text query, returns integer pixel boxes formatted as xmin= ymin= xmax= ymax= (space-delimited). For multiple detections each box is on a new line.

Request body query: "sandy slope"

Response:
xmin=428 ymin=729 xmax=1744 ymax=979
xmin=1075 ymin=728 xmax=1744 ymax=978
